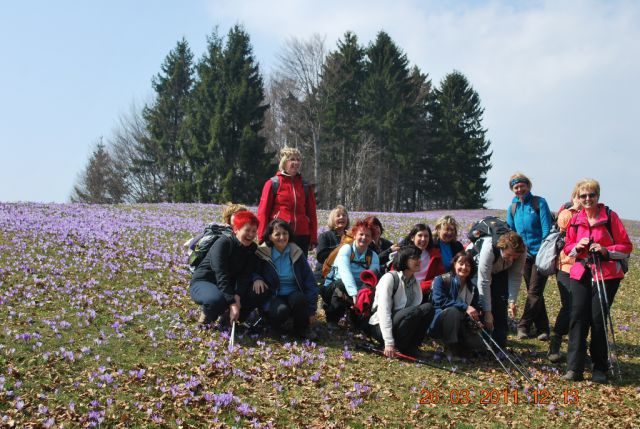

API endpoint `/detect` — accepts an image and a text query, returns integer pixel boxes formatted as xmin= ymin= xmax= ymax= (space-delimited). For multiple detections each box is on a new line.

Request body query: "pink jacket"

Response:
xmin=564 ymin=204 xmax=632 ymax=281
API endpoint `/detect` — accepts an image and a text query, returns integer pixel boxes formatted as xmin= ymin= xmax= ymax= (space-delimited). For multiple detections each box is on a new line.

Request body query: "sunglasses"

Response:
xmin=579 ymin=192 xmax=597 ymax=199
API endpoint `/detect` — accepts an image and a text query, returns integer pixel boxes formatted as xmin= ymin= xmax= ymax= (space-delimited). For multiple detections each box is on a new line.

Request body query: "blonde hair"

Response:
xmin=508 ymin=172 xmax=532 ymax=190
xmin=434 ymin=215 xmax=459 ymax=238
xmin=574 ymin=178 xmax=600 ymax=198
xmin=278 ymin=147 xmax=302 ymax=172
xmin=327 ymin=205 xmax=349 ymax=230
xmin=221 ymin=202 xmax=248 ymax=226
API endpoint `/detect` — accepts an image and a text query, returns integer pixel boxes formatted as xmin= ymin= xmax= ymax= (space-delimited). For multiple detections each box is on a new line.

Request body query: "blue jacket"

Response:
xmin=506 ymin=193 xmax=552 ymax=256
xmin=254 ymin=243 xmax=318 ymax=316
xmin=429 ymin=273 xmax=479 ymax=335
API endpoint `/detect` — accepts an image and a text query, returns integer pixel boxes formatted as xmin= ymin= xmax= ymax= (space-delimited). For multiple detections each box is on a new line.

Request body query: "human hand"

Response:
xmin=576 ymin=237 xmax=590 ymax=252
xmin=384 ymin=345 xmax=396 ymax=358
xmin=484 ymin=311 xmax=494 ymax=330
xmin=589 ymin=242 xmax=608 ymax=256
xmin=229 ymin=303 xmax=240 ymax=322
xmin=466 ymin=305 xmax=479 ymax=321
xmin=253 ymin=279 xmax=268 ymax=294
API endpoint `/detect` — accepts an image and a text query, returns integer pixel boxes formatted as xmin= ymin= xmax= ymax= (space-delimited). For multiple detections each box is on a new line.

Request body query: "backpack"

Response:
xmin=466 ymin=216 xmax=511 ymax=258
xmin=510 ymin=196 xmax=540 ymax=218
xmin=186 ymin=223 xmax=233 ymax=272
xmin=535 ymin=225 xmax=562 ymax=276
xmin=353 ymin=271 xmax=400 ymax=319
xmin=321 ymin=233 xmax=373 ymax=278
xmin=270 ymin=175 xmax=311 ymax=201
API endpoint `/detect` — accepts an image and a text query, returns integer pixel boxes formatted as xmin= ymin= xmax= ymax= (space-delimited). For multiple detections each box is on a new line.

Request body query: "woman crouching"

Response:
xmin=429 ymin=251 xmax=483 ymax=359
xmin=253 ymin=219 xmax=318 ymax=340
xmin=368 ymin=245 xmax=434 ymax=357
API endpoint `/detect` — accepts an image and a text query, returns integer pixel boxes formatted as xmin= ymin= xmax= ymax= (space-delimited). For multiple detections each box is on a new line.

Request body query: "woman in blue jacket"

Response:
xmin=506 ymin=173 xmax=553 ymax=341
xmin=253 ymin=219 xmax=318 ymax=340
xmin=429 ymin=251 xmax=483 ymax=359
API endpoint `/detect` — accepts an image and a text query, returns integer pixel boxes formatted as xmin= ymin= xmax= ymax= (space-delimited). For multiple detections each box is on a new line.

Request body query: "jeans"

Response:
xmin=190 ymin=280 xmax=270 ymax=323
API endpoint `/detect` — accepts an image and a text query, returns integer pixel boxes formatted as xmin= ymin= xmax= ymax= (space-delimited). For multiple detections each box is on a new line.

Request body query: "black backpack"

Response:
xmin=466 ymin=216 xmax=511 ymax=258
xmin=186 ymin=224 xmax=233 ymax=272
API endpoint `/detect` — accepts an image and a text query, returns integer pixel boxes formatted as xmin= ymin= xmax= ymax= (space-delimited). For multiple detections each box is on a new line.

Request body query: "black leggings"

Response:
xmin=370 ymin=303 xmax=434 ymax=354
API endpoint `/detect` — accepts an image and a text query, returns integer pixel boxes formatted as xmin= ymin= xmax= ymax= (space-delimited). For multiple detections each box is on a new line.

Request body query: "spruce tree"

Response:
xmin=71 ymin=140 xmax=127 ymax=204
xmin=430 ymin=71 xmax=491 ymax=208
xmin=142 ymin=38 xmax=194 ymax=201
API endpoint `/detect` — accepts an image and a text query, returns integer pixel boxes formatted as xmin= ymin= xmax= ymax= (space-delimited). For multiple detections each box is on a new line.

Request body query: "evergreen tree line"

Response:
xmin=72 ymin=26 xmax=491 ymax=211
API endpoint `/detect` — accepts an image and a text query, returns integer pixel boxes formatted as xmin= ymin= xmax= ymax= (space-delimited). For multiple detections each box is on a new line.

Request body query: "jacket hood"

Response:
xmin=256 ymin=242 xmax=304 ymax=262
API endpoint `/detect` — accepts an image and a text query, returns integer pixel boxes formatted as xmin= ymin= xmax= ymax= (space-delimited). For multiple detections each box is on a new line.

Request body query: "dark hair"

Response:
xmin=449 ymin=251 xmax=477 ymax=277
xmin=262 ymin=219 xmax=295 ymax=246
xmin=395 ymin=245 xmax=422 ymax=271
xmin=363 ymin=215 xmax=384 ymax=235
xmin=404 ymin=223 xmax=433 ymax=249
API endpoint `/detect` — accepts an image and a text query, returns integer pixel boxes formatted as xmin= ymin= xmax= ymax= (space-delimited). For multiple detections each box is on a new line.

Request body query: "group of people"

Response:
xmin=188 ymin=147 xmax=633 ymax=384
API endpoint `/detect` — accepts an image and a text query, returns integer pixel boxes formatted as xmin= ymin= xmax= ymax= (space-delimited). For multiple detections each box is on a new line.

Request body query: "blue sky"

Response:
xmin=1 ymin=0 xmax=639 ymax=219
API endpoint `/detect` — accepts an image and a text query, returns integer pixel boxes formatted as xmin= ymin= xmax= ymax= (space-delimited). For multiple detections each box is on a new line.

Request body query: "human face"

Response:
xmin=512 ymin=182 xmax=530 ymax=200
xmin=334 ymin=210 xmax=348 ymax=230
xmin=412 ymin=230 xmax=430 ymax=250
xmin=235 ymin=223 xmax=258 ymax=246
xmin=407 ymin=257 xmax=421 ymax=275
xmin=438 ymin=224 xmax=456 ymax=243
xmin=578 ymin=188 xmax=599 ymax=210
xmin=370 ymin=224 xmax=381 ymax=242
xmin=354 ymin=228 xmax=373 ymax=251
xmin=270 ymin=225 xmax=289 ymax=252
xmin=284 ymin=156 xmax=301 ymax=176
xmin=453 ymin=257 xmax=471 ymax=279
xmin=501 ymin=248 xmax=521 ymax=264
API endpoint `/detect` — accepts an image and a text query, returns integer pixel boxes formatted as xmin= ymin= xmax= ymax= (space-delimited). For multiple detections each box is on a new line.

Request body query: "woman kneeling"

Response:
xmin=429 ymin=251 xmax=483 ymax=359
xmin=254 ymin=219 xmax=318 ymax=340
xmin=368 ymin=245 xmax=434 ymax=357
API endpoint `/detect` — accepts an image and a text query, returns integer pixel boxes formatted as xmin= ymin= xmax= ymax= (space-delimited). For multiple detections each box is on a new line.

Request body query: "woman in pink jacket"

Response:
xmin=562 ymin=178 xmax=632 ymax=383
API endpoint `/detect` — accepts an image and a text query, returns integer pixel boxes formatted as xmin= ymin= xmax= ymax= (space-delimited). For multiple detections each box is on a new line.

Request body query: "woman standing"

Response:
xmin=433 ymin=215 xmax=464 ymax=271
xmin=368 ymin=245 xmax=434 ymax=357
xmin=257 ymin=147 xmax=318 ymax=257
xmin=253 ymin=219 xmax=318 ymax=340
xmin=506 ymin=172 xmax=554 ymax=341
xmin=429 ymin=252 xmax=483 ymax=359
xmin=190 ymin=212 xmax=268 ymax=326
xmin=548 ymin=190 xmax=581 ymax=362
xmin=562 ymin=179 xmax=632 ymax=383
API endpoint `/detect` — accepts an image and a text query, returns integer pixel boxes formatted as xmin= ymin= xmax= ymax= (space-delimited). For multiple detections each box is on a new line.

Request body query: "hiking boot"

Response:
xmin=537 ymin=332 xmax=549 ymax=341
xmin=516 ymin=328 xmax=529 ymax=340
xmin=198 ymin=308 xmax=211 ymax=324
xmin=561 ymin=370 xmax=584 ymax=381
xmin=548 ymin=335 xmax=563 ymax=363
xmin=591 ymin=370 xmax=608 ymax=384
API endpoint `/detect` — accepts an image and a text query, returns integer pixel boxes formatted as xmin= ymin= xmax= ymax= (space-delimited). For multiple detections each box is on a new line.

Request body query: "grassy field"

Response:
xmin=0 ymin=203 xmax=639 ymax=428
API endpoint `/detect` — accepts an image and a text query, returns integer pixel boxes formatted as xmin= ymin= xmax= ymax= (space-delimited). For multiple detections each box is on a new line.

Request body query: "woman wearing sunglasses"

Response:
xmin=562 ymin=178 xmax=632 ymax=383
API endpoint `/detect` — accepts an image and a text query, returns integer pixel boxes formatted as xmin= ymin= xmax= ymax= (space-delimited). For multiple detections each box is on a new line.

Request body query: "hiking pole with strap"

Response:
xmin=470 ymin=319 xmax=536 ymax=386
xmin=355 ymin=343 xmax=480 ymax=381
xmin=476 ymin=330 xmax=520 ymax=387
xmin=590 ymin=251 xmax=621 ymax=379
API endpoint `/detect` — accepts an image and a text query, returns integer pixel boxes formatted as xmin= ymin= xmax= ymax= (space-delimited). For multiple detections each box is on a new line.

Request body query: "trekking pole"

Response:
xmin=229 ymin=321 xmax=236 ymax=349
xmin=476 ymin=331 xmax=520 ymax=387
xmin=355 ymin=343 xmax=480 ymax=381
xmin=470 ymin=319 xmax=536 ymax=386
xmin=590 ymin=251 xmax=621 ymax=379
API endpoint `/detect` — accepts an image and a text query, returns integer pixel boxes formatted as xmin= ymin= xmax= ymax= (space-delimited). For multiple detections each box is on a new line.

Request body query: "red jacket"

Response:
xmin=257 ymin=171 xmax=318 ymax=245
xmin=564 ymin=204 xmax=632 ymax=281
xmin=420 ymin=247 xmax=446 ymax=294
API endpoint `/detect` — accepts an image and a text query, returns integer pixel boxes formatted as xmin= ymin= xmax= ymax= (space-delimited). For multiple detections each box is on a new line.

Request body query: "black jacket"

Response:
xmin=191 ymin=234 xmax=258 ymax=304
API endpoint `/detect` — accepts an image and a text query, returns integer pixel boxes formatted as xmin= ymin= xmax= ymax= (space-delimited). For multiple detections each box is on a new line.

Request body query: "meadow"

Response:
xmin=0 ymin=202 xmax=639 ymax=428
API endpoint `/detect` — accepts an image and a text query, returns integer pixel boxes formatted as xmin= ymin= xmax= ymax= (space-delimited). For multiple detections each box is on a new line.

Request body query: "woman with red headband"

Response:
xmin=190 ymin=211 xmax=269 ymax=326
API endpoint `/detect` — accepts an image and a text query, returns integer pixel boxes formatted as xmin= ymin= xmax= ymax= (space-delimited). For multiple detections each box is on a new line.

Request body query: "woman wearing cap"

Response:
xmin=562 ymin=178 xmax=632 ymax=383
xmin=506 ymin=172 xmax=554 ymax=341
xmin=257 ymin=147 xmax=318 ymax=257
xmin=190 ymin=211 xmax=269 ymax=326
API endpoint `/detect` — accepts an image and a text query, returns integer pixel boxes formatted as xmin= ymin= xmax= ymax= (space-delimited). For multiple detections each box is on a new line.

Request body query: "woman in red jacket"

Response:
xmin=401 ymin=223 xmax=445 ymax=302
xmin=257 ymin=147 xmax=318 ymax=257
xmin=562 ymin=178 xmax=632 ymax=383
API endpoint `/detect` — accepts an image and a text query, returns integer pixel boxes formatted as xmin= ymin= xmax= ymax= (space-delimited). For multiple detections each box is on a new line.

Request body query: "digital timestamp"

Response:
xmin=419 ymin=388 xmax=581 ymax=405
